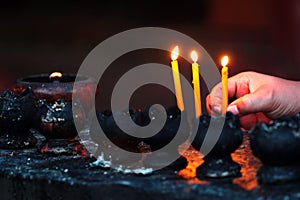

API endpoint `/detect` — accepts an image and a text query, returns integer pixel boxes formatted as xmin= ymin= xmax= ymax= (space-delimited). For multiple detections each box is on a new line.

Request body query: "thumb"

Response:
xmin=227 ymin=88 xmax=271 ymax=116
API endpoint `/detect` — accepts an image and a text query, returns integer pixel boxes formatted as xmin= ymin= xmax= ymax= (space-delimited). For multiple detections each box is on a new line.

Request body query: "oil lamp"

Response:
xmin=192 ymin=112 xmax=243 ymax=178
xmin=13 ymin=72 xmax=96 ymax=155
xmin=14 ymin=72 xmax=96 ymax=112
xmin=250 ymin=115 xmax=300 ymax=184
xmin=90 ymin=106 xmax=190 ymax=169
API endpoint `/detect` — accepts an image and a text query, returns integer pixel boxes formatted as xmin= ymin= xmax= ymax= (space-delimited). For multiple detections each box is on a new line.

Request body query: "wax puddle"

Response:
xmin=91 ymin=152 xmax=153 ymax=175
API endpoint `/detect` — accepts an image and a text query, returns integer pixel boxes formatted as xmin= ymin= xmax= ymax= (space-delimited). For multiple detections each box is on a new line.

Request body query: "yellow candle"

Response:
xmin=221 ymin=55 xmax=229 ymax=115
xmin=171 ymin=46 xmax=184 ymax=111
xmin=191 ymin=51 xmax=202 ymax=118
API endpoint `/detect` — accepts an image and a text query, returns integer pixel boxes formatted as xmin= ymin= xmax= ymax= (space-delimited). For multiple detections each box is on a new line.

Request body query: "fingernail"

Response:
xmin=227 ymin=104 xmax=239 ymax=115
xmin=211 ymin=106 xmax=221 ymax=114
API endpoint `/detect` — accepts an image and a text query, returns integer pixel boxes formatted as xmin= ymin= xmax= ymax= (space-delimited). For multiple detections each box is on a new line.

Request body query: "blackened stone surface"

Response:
xmin=0 ymin=133 xmax=37 ymax=149
xmin=196 ymin=155 xmax=241 ymax=179
xmin=0 ymin=135 xmax=300 ymax=200
xmin=143 ymin=154 xmax=188 ymax=171
xmin=37 ymin=139 xmax=86 ymax=156
xmin=257 ymin=164 xmax=300 ymax=185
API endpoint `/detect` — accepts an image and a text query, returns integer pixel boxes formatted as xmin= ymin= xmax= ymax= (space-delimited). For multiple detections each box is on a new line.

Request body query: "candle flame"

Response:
xmin=191 ymin=51 xmax=198 ymax=62
xmin=221 ymin=56 xmax=229 ymax=67
xmin=49 ymin=72 xmax=63 ymax=79
xmin=171 ymin=46 xmax=179 ymax=61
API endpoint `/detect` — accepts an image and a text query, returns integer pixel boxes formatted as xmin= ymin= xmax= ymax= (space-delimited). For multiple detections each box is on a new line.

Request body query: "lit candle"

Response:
xmin=191 ymin=50 xmax=202 ymax=118
xmin=221 ymin=55 xmax=229 ymax=114
xmin=171 ymin=46 xmax=184 ymax=111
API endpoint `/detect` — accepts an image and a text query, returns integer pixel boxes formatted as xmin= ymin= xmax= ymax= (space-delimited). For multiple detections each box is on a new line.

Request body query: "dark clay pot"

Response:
xmin=0 ymin=88 xmax=37 ymax=149
xmin=250 ymin=115 xmax=300 ymax=166
xmin=192 ymin=112 xmax=243 ymax=178
xmin=92 ymin=106 xmax=189 ymax=153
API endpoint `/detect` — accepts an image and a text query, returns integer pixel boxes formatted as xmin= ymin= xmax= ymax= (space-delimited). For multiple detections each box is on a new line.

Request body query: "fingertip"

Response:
xmin=206 ymin=95 xmax=212 ymax=114
xmin=227 ymin=104 xmax=239 ymax=115
xmin=211 ymin=105 xmax=222 ymax=115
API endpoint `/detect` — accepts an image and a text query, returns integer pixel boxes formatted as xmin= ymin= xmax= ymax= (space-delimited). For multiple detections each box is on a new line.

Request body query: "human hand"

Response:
xmin=206 ymin=71 xmax=300 ymax=130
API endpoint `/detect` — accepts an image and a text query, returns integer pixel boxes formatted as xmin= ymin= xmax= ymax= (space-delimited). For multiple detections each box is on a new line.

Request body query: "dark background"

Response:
xmin=1 ymin=0 xmax=300 ymax=109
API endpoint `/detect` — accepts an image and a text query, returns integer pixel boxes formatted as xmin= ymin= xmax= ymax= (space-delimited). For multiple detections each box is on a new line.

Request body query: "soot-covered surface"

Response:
xmin=0 ymin=134 xmax=300 ymax=200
